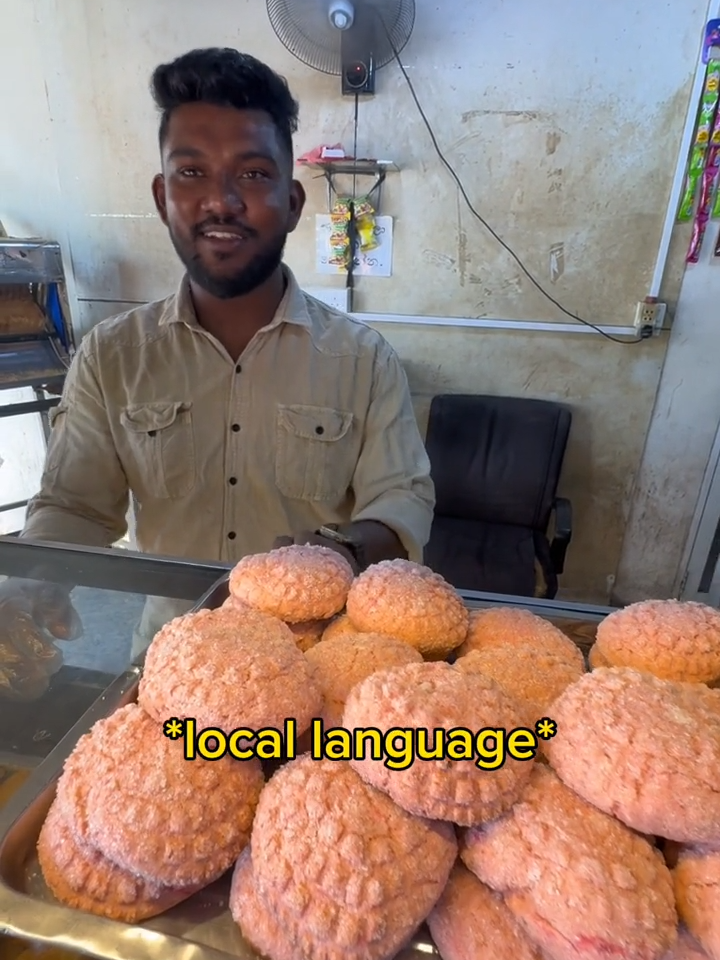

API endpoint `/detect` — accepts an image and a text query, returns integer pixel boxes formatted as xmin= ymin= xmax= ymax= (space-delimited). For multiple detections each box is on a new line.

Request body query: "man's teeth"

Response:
xmin=204 ymin=231 xmax=242 ymax=239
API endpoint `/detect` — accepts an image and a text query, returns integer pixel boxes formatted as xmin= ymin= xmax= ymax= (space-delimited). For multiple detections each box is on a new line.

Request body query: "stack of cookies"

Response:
xmin=33 ymin=543 xmax=720 ymax=960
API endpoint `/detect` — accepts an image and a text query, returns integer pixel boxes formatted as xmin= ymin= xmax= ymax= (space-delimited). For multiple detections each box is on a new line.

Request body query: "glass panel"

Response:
xmin=0 ymin=537 xmax=229 ymax=767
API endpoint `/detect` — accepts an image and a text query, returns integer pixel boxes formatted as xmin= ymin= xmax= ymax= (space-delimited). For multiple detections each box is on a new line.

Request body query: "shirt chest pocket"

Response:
xmin=275 ymin=404 xmax=356 ymax=502
xmin=120 ymin=401 xmax=196 ymax=500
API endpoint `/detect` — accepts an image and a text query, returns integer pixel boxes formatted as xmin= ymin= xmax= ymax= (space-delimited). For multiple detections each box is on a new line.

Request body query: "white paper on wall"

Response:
xmin=315 ymin=215 xmax=393 ymax=277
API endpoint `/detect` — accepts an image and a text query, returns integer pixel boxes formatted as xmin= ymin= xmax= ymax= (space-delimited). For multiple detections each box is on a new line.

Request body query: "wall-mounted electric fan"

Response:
xmin=266 ymin=0 xmax=416 ymax=96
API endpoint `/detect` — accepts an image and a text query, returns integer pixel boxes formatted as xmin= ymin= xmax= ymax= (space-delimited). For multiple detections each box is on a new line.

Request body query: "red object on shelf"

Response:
xmin=296 ymin=144 xmax=353 ymax=165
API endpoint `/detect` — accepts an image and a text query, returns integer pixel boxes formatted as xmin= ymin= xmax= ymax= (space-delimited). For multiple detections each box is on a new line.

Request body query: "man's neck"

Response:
xmin=189 ymin=268 xmax=287 ymax=360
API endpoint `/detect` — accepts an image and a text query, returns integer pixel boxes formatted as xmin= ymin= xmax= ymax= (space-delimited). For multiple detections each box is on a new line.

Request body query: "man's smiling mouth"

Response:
xmin=202 ymin=230 xmax=246 ymax=240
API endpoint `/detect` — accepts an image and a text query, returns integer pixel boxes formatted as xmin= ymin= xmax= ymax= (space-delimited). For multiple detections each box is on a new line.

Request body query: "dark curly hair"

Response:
xmin=150 ymin=48 xmax=299 ymax=162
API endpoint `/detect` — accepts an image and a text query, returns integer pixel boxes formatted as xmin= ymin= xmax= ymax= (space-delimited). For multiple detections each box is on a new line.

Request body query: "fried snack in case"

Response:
xmin=594 ymin=598 xmax=720 ymax=684
xmin=546 ymin=668 xmax=720 ymax=842
xmin=344 ymin=661 xmax=533 ymax=825
xmin=674 ymin=847 xmax=720 ymax=960
xmin=229 ymin=544 xmax=354 ymax=622
xmin=0 ymin=660 xmax=50 ymax=701
xmin=345 ymin=558 xmax=469 ymax=658
xmin=427 ymin=862 xmax=544 ymax=960
xmin=38 ymin=799 xmax=197 ymax=922
xmin=461 ymin=765 xmax=678 ymax=960
xmin=247 ymin=756 xmax=457 ymax=960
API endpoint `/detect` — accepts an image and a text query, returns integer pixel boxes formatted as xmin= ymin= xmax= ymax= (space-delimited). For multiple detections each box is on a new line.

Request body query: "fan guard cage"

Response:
xmin=266 ymin=0 xmax=415 ymax=76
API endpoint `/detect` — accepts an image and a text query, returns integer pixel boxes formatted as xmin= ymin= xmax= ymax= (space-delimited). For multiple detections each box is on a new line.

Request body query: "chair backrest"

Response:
xmin=425 ymin=393 xmax=572 ymax=530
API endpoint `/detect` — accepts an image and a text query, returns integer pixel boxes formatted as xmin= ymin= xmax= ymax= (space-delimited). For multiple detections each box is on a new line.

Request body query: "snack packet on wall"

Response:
xmin=712 ymin=179 xmax=720 ymax=218
xmin=695 ymin=61 xmax=720 ymax=145
xmin=331 ymin=198 xmax=352 ymax=221
xmin=699 ymin=145 xmax=720 ymax=212
xmin=678 ymin=146 xmax=706 ymax=221
xmin=686 ymin=213 xmax=708 ymax=263
xmin=687 ymin=145 xmax=720 ymax=261
xmin=356 ymin=214 xmax=379 ymax=251
xmin=353 ymin=197 xmax=375 ymax=218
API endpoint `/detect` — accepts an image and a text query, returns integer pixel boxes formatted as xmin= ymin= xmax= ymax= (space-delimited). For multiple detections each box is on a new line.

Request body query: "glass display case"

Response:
xmin=0 ymin=536 xmax=229 ymax=769
xmin=0 ymin=536 xmax=613 ymax=960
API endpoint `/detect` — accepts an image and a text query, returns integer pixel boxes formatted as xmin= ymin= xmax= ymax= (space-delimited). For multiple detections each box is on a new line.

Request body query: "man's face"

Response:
xmin=152 ymin=103 xmax=305 ymax=299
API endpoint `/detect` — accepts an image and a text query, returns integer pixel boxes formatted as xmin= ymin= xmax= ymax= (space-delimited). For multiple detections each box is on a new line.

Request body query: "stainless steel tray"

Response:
xmin=0 ymin=574 xmax=606 ymax=959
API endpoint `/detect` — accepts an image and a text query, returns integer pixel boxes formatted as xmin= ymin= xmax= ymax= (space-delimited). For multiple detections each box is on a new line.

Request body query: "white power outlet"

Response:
xmin=305 ymin=286 xmax=350 ymax=313
xmin=633 ymin=300 xmax=667 ymax=336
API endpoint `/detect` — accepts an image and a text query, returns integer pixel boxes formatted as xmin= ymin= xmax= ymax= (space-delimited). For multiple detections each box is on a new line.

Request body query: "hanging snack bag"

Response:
xmin=695 ymin=61 xmax=720 ymax=145
xmin=331 ymin=198 xmax=352 ymax=222
xmin=327 ymin=197 xmax=352 ymax=267
xmin=678 ymin=145 xmax=706 ymax=221
xmin=351 ymin=196 xmax=379 ymax=252
xmin=356 ymin=215 xmax=378 ymax=252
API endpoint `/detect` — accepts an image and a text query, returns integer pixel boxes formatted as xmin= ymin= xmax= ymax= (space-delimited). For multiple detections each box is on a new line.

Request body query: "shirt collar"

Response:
xmin=158 ymin=264 xmax=312 ymax=330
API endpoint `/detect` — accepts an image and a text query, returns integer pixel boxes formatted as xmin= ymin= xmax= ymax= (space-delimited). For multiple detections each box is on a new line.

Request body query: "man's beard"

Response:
xmin=169 ymin=227 xmax=287 ymax=300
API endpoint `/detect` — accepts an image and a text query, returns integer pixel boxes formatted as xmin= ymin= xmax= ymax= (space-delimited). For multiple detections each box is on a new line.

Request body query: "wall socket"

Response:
xmin=633 ymin=300 xmax=667 ymax=336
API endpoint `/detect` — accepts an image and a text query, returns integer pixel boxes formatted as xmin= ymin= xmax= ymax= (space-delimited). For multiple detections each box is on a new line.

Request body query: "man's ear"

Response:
xmin=287 ymin=179 xmax=306 ymax=234
xmin=152 ymin=174 xmax=168 ymax=225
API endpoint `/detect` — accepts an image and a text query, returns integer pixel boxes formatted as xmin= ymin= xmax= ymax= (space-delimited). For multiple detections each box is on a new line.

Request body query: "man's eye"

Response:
xmin=178 ymin=168 xmax=202 ymax=177
xmin=242 ymin=170 xmax=269 ymax=180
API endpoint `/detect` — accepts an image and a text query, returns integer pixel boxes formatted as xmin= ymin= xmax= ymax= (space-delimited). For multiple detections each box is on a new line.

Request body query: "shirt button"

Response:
xmin=235 ymin=364 xmax=242 ymax=373
xmin=231 ymin=423 xmax=241 ymax=432
xmin=315 ymin=425 xmax=324 ymax=435
xmin=229 ymin=477 xmax=237 ymax=485
xmin=228 ymin=531 xmax=236 ymax=540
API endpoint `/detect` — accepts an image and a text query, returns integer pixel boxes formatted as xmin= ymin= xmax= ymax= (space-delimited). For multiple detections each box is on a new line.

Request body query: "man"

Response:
xmin=13 ymin=47 xmax=435 ymax=657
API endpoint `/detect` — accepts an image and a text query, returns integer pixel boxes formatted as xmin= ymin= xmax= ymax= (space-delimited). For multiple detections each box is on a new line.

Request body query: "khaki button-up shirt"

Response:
xmin=22 ymin=267 xmax=435 ymax=644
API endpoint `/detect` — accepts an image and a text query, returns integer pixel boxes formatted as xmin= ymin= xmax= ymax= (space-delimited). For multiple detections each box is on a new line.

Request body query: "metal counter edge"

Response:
xmin=0 ymin=537 xmax=615 ymax=617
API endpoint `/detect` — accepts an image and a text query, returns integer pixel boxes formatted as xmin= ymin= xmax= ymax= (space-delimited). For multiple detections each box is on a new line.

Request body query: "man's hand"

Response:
xmin=272 ymin=531 xmax=360 ymax=574
xmin=273 ymin=521 xmax=407 ymax=574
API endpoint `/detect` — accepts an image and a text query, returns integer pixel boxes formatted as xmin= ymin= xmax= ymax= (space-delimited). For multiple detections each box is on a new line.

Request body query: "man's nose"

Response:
xmin=201 ymin=176 xmax=246 ymax=216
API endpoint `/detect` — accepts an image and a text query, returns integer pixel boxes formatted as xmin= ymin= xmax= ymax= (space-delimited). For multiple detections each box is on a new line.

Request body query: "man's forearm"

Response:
xmin=22 ymin=502 xmax=122 ymax=551
xmin=18 ymin=503 xmax=123 ymax=597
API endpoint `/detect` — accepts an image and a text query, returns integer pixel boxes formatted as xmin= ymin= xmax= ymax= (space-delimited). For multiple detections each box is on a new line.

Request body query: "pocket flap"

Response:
xmin=121 ymin=401 xmax=190 ymax=434
xmin=277 ymin=404 xmax=353 ymax=442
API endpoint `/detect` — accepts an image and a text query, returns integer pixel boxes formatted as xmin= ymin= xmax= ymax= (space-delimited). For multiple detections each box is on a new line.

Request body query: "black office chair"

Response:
xmin=423 ymin=394 xmax=573 ymax=599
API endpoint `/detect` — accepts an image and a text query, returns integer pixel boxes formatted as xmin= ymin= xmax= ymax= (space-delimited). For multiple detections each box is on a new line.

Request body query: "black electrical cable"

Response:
xmin=379 ymin=20 xmax=646 ymax=345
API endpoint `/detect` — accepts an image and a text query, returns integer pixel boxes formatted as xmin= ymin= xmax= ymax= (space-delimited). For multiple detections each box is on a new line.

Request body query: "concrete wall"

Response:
xmin=1 ymin=0 xmax=711 ymax=602
xmin=613 ymin=220 xmax=720 ymax=604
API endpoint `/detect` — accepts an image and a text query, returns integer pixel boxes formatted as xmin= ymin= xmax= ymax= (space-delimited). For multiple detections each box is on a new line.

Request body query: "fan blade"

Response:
xmin=266 ymin=0 xmax=415 ymax=75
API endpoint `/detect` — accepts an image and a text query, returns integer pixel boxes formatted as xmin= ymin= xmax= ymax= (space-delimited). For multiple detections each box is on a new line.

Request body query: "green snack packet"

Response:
xmin=712 ymin=181 xmax=720 ymax=218
xmin=696 ymin=61 xmax=720 ymax=145
xmin=678 ymin=146 xmax=707 ymax=221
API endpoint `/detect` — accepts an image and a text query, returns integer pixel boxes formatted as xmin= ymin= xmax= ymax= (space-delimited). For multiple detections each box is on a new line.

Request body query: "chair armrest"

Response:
xmin=549 ymin=497 xmax=572 ymax=575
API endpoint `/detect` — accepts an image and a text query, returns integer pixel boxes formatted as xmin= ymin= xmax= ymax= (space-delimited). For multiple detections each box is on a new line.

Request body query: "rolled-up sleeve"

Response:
xmin=350 ymin=345 xmax=435 ymax=562
xmin=22 ymin=337 xmax=129 ymax=548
